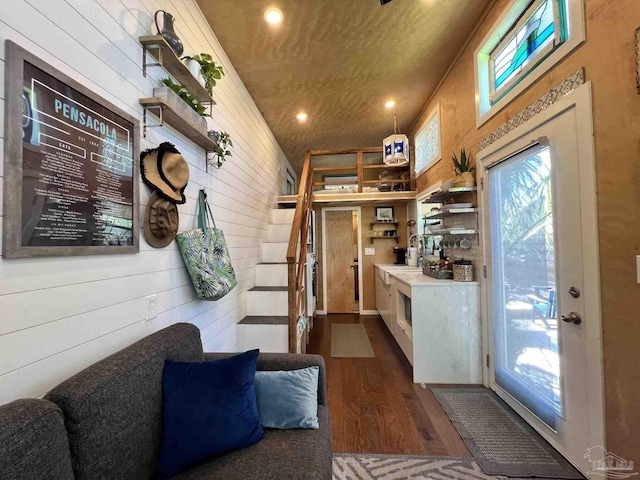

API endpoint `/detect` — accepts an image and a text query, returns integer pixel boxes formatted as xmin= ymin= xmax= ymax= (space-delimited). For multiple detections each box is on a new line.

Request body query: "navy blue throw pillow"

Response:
xmin=155 ymin=350 xmax=263 ymax=479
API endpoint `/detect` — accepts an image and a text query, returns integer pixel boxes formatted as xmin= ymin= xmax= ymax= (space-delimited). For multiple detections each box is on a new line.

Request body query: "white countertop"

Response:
xmin=375 ymin=264 xmax=480 ymax=287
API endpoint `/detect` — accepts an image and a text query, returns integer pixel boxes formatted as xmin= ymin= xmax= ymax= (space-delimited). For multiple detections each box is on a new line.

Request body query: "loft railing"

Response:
xmin=286 ymin=152 xmax=313 ymax=353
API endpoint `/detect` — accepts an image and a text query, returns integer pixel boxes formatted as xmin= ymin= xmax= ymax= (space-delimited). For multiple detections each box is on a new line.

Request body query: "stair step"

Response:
xmin=237 ymin=322 xmax=288 ymax=353
xmin=272 ymin=209 xmax=295 ymax=225
xmin=256 ymin=263 xmax=287 ymax=287
xmin=262 ymin=242 xmax=289 ymax=263
xmin=267 ymin=224 xmax=292 ymax=242
xmin=247 ymin=287 xmax=288 ymax=316
xmin=239 ymin=316 xmax=288 ymax=325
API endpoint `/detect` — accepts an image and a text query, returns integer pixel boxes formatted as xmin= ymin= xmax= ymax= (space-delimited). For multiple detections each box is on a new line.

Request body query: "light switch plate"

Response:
xmin=145 ymin=294 xmax=158 ymax=321
xmin=365 ymin=247 xmax=375 ymax=256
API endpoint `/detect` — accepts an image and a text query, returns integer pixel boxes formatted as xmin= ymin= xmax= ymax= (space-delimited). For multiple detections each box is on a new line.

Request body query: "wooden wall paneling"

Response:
xmin=408 ymin=0 xmax=640 ymax=463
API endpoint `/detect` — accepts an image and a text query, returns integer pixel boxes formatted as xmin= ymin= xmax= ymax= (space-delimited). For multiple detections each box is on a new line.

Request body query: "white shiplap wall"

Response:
xmin=0 ymin=0 xmax=293 ymax=404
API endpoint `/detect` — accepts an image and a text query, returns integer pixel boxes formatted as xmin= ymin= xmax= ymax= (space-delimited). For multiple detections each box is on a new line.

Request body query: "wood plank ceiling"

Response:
xmin=197 ymin=0 xmax=492 ymax=172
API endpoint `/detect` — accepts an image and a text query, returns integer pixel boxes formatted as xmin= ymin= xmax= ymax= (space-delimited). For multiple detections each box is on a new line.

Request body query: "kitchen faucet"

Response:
xmin=408 ymin=234 xmax=424 ymax=250
xmin=407 ymin=234 xmax=424 ymax=265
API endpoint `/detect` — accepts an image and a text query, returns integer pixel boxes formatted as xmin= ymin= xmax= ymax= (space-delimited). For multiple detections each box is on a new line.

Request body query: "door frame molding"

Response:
xmin=321 ymin=206 xmax=364 ymax=315
xmin=477 ymin=82 xmax=604 ymax=467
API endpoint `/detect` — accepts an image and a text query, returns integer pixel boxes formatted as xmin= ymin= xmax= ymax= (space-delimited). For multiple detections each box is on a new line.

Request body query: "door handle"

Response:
xmin=561 ymin=312 xmax=582 ymax=325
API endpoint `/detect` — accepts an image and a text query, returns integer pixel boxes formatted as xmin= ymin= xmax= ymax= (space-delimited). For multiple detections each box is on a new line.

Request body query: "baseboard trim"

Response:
xmin=360 ymin=310 xmax=379 ymax=316
xmin=316 ymin=310 xmax=327 ymax=315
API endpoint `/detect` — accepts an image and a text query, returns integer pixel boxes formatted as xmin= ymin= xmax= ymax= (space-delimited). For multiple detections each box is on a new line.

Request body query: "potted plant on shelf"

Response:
xmin=182 ymin=57 xmax=206 ymax=89
xmin=161 ymin=78 xmax=209 ymax=117
xmin=452 ymin=148 xmax=475 ymax=187
xmin=208 ymin=130 xmax=233 ymax=169
xmin=182 ymin=53 xmax=224 ymax=95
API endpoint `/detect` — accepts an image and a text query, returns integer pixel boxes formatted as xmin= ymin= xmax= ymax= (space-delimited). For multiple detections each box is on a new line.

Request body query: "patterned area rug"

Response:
xmin=333 ymin=454 xmax=506 ymax=480
xmin=432 ymin=389 xmax=584 ymax=479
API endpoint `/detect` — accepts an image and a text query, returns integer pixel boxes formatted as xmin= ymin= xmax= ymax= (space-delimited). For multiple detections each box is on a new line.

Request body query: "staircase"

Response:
xmin=237 ymin=208 xmax=295 ymax=353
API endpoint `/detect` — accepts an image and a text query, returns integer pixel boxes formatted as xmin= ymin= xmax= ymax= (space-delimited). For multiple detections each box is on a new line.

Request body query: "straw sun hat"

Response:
xmin=140 ymin=142 xmax=189 ymax=204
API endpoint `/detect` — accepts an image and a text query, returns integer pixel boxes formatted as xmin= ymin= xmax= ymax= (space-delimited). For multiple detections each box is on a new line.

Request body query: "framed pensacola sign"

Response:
xmin=2 ymin=41 xmax=139 ymax=258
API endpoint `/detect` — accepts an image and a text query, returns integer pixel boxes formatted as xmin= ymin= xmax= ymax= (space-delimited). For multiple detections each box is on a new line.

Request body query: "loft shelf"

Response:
xmin=140 ymin=35 xmax=216 ymax=105
xmin=312 ymin=166 xmax=357 ymax=172
xmin=362 ymin=179 xmax=408 ymax=185
xmin=363 ymin=164 xmax=410 ymax=170
xmin=140 ymin=88 xmax=217 ymax=152
xmin=424 ymin=208 xmax=478 ymax=219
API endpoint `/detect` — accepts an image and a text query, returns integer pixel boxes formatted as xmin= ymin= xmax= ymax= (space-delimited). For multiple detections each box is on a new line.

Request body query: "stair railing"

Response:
xmin=286 ymin=152 xmax=313 ymax=353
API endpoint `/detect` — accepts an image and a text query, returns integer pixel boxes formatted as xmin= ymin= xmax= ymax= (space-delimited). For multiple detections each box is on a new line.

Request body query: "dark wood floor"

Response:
xmin=307 ymin=313 xmax=472 ymax=456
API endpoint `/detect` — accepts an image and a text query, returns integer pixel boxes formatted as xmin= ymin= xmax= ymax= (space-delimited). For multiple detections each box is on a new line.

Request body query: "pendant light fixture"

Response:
xmin=383 ymin=111 xmax=409 ymax=166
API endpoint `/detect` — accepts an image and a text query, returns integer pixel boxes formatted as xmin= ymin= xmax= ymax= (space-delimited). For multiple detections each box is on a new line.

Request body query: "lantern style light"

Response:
xmin=383 ymin=112 xmax=409 ymax=166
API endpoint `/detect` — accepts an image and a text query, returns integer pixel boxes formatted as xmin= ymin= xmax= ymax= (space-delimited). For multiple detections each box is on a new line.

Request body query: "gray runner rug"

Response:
xmin=331 ymin=324 xmax=375 ymax=358
xmin=333 ymin=454 xmax=506 ymax=480
xmin=433 ymin=388 xmax=584 ymax=479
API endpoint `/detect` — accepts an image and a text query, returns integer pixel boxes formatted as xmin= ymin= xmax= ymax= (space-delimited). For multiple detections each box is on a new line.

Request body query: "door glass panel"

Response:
xmin=489 ymin=145 xmax=560 ymax=429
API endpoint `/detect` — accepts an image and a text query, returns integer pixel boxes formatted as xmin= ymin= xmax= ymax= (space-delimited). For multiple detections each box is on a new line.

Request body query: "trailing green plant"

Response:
xmin=182 ymin=53 xmax=224 ymax=94
xmin=452 ymin=148 xmax=474 ymax=175
xmin=209 ymin=130 xmax=233 ymax=169
xmin=161 ymin=78 xmax=209 ymax=117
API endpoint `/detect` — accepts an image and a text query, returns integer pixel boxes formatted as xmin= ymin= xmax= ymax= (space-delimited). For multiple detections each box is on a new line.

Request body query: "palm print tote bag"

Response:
xmin=176 ymin=190 xmax=237 ymax=300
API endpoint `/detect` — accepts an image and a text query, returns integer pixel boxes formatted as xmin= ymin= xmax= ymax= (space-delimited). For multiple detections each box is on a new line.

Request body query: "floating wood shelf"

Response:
xmin=140 ymin=35 xmax=216 ymax=105
xmin=369 ymin=236 xmax=400 ymax=244
xmin=370 ymin=222 xmax=398 ymax=228
xmin=140 ymin=87 xmax=217 ymax=151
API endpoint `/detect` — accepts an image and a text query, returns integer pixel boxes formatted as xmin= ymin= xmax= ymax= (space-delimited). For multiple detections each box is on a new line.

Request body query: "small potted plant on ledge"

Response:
xmin=161 ymin=78 xmax=209 ymax=117
xmin=452 ymin=148 xmax=476 ymax=187
xmin=208 ymin=130 xmax=233 ymax=169
xmin=182 ymin=53 xmax=224 ymax=95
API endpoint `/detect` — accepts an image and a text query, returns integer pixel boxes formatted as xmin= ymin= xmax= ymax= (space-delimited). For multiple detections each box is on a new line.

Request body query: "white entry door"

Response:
xmin=479 ymin=85 xmax=603 ymax=474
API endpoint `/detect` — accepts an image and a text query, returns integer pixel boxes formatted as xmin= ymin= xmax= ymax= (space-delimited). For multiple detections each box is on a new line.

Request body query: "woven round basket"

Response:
xmin=453 ymin=172 xmax=476 ymax=187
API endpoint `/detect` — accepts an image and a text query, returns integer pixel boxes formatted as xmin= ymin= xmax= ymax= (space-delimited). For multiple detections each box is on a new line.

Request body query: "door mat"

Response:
xmin=331 ymin=323 xmax=375 ymax=358
xmin=432 ymin=388 xmax=584 ymax=479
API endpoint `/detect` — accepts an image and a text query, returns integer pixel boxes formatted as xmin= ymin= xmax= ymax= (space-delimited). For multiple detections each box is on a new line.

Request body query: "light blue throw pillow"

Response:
xmin=254 ymin=366 xmax=319 ymax=429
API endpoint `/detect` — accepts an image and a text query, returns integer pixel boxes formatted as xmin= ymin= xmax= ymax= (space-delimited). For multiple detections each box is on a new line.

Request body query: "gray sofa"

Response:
xmin=0 ymin=323 xmax=332 ymax=480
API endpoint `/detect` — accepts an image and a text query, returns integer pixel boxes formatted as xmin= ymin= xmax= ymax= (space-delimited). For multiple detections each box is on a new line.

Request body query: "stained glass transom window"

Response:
xmin=415 ymin=105 xmax=440 ymax=174
xmin=490 ymin=0 xmax=563 ymax=101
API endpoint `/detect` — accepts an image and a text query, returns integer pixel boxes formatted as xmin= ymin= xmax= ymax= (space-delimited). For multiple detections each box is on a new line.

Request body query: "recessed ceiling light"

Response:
xmin=296 ymin=112 xmax=308 ymax=122
xmin=264 ymin=8 xmax=283 ymax=25
xmin=385 ymin=100 xmax=396 ymax=109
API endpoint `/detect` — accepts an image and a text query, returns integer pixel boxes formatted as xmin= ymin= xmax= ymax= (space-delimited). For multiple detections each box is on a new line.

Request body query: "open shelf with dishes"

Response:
xmin=369 ymin=236 xmax=400 ymax=244
xmin=420 ymin=181 xmax=479 ymax=249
